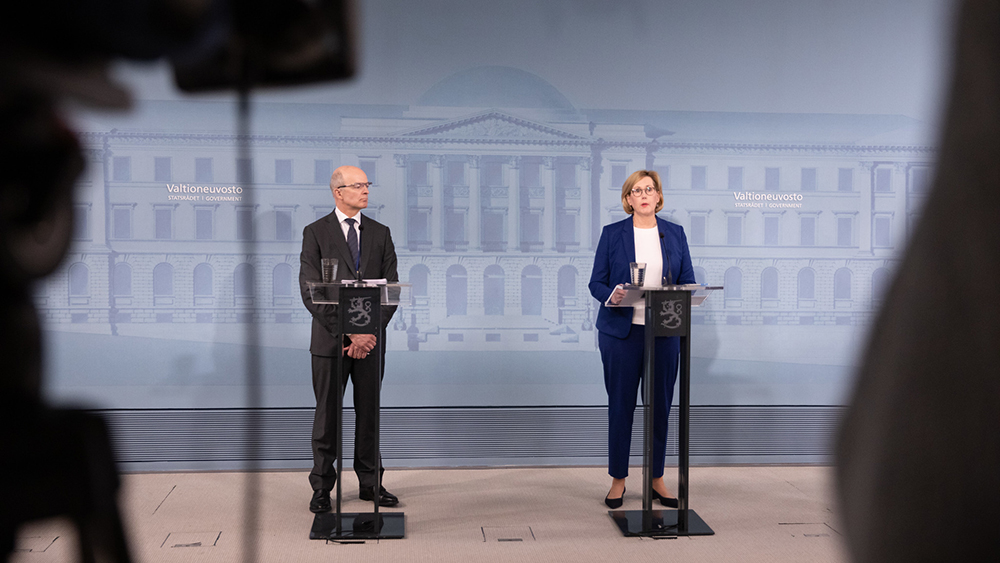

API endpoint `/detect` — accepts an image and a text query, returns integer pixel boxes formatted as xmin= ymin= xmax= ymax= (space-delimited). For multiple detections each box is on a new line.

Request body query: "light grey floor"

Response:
xmin=12 ymin=465 xmax=848 ymax=563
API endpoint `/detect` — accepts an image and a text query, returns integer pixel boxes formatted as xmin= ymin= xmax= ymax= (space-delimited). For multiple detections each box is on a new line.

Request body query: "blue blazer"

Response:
xmin=589 ymin=215 xmax=696 ymax=339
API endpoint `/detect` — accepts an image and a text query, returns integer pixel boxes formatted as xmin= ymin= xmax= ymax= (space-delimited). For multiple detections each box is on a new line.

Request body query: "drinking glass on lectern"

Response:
xmin=630 ymin=262 xmax=646 ymax=286
xmin=321 ymin=258 xmax=338 ymax=283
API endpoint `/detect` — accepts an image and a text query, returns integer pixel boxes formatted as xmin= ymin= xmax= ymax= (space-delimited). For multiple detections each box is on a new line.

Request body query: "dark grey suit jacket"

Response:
xmin=298 ymin=212 xmax=399 ymax=357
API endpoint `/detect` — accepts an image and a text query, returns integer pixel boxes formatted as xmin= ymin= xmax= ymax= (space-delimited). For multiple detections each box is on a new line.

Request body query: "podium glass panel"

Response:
xmin=307 ymin=281 xmax=411 ymax=306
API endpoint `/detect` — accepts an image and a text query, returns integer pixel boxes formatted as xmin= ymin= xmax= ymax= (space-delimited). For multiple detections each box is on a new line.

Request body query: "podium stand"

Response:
xmin=607 ymin=284 xmax=720 ymax=537
xmin=305 ymin=281 xmax=410 ymax=541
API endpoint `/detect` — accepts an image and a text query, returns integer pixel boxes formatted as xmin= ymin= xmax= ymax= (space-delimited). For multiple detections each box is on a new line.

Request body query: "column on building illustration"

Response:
xmin=555 ymin=158 xmax=581 ymax=252
xmin=859 ymin=161 xmax=875 ymax=254
xmin=392 ymin=153 xmax=408 ymax=239
xmin=431 ymin=155 xmax=445 ymax=249
xmin=519 ymin=157 xmax=544 ymax=252
xmin=580 ymin=156 xmax=593 ymax=250
xmin=443 ymin=157 xmax=469 ymax=252
xmin=588 ymin=144 xmax=603 ymax=251
xmin=468 ymin=156 xmax=482 ymax=250
xmin=891 ymin=162 xmax=908 ymax=246
xmin=406 ymin=155 xmax=432 ymax=251
xmin=501 ymin=156 xmax=521 ymax=252
xmin=542 ymin=157 xmax=555 ymax=250
xmin=480 ymin=157 xmax=507 ymax=252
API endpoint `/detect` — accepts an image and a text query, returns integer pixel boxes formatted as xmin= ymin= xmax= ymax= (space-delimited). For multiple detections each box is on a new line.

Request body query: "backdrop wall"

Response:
xmin=39 ymin=0 xmax=953 ymax=469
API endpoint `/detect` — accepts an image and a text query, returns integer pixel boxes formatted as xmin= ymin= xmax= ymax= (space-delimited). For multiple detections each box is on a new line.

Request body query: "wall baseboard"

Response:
xmin=98 ymin=405 xmax=845 ymax=472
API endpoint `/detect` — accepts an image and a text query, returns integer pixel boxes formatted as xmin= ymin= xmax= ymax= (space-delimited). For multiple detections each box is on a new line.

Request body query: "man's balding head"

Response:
xmin=330 ymin=165 xmax=370 ymax=216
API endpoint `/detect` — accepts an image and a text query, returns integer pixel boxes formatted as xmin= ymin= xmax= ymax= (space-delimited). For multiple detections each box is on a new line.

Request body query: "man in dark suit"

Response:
xmin=299 ymin=165 xmax=399 ymax=512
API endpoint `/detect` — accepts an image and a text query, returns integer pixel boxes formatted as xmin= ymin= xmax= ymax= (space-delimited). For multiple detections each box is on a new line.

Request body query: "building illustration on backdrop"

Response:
xmin=38 ymin=66 xmax=934 ymax=355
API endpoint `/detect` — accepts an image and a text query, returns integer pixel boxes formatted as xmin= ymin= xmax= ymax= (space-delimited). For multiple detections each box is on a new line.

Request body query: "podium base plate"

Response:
xmin=310 ymin=512 xmax=405 ymax=540
xmin=609 ymin=509 xmax=714 ymax=537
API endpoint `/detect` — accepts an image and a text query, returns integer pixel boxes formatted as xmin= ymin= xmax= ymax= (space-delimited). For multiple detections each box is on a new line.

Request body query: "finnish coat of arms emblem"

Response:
xmin=347 ymin=296 xmax=372 ymax=327
xmin=660 ymin=299 xmax=683 ymax=329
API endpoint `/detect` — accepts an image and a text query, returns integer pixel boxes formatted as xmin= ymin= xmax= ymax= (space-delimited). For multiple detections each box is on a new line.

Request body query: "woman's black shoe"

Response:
xmin=651 ymin=489 xmax=679 ymax=508
xmin=604 ymin=487 xmax=625 ymax=509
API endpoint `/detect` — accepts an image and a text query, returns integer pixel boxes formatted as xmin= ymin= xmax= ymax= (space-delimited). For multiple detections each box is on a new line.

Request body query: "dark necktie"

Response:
xmin=345 ymin=217 xmax=360 ymax=271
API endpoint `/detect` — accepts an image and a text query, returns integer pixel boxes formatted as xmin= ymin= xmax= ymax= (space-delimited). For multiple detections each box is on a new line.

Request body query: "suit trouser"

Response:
xmin=309 ymin=342 xmax=385 ymax=492
xmin=598 ymin=326 xmax=680 ymax=479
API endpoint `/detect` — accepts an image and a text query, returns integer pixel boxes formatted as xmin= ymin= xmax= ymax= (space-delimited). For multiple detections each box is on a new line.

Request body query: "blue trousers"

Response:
xmin=599 ymin=326 xmax=679 ymax=479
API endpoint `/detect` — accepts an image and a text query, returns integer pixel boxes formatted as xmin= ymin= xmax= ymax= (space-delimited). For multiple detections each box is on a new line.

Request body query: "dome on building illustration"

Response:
xmin=417 ymin=66 xmax=575 ymax=110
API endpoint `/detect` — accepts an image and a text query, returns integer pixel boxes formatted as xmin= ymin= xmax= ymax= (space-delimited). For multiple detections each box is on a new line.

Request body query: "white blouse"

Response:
xmin=631 ymin=225 xmax=663 ymax=325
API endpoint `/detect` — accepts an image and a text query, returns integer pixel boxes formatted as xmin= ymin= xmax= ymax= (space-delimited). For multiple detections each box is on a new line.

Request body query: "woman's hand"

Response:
xmin=609 ymin=286 xmax=627 ymax=305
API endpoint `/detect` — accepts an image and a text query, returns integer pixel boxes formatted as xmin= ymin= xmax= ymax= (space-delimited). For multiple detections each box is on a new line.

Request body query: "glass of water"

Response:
xmin=321 ymin=258 xmax=338 ymax=283
xmin=629 ymin=262 xmax=646 ymax=286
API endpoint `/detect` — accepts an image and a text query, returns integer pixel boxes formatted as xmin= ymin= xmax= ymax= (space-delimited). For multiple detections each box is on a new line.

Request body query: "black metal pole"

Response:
xmin=335 ymin=304 xmax=344 ymax=537
xmin=678 ymin=292 xmax=692 ymax=533
xmin=642 ymin=291 xmax=655 ymax=516
xmin=372 ymin=325 xmax=381 ymax=534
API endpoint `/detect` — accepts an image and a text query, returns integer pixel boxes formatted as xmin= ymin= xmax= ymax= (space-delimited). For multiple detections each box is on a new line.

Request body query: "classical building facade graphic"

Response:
xmin=40 ymin=67 xmax=933 ymax=357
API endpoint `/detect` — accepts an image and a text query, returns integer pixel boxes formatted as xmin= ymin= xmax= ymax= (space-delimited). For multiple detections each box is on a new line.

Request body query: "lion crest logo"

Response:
xmin=660 ymin=299 xmax=683 ymax=330
xmin=347 ymin=296 xmax=372 ymax=327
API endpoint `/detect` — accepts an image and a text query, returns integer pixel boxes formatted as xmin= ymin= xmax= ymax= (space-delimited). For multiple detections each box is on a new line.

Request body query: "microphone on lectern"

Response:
xmin=355 ymin=223 xmax=364 ymax=281
xmin=659 ymin=232 xmax=672 ymax=285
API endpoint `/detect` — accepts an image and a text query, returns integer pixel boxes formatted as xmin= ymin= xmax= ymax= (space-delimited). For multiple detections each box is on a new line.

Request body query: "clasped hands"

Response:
xmin=344 ymin=334 xmax=376 ymax=359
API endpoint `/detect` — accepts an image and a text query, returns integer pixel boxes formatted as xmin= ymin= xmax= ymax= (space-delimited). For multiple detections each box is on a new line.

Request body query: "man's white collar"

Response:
xmin=335 ymin=207 xmax=361 ymax=224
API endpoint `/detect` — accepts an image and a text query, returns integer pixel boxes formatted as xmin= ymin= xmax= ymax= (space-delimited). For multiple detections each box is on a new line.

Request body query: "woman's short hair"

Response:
xmin=621 ymin=170 xmax=664 ymax=214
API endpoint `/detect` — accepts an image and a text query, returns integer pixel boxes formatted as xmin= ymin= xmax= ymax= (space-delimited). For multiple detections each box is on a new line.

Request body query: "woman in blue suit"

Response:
xmin=589 ymin=170 xmax=695 ymax=508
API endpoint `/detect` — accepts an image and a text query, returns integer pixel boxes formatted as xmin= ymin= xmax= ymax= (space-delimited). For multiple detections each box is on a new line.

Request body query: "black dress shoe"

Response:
xmin=310 ymin=489 xmax=331 ymax=513
xmin=605 ymin=487 xmax=625 ymax=509
xmin=359 ymin=486 xmax=399 ymax=507
xmin=652 ymin=489 xmax=679 ymax=508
